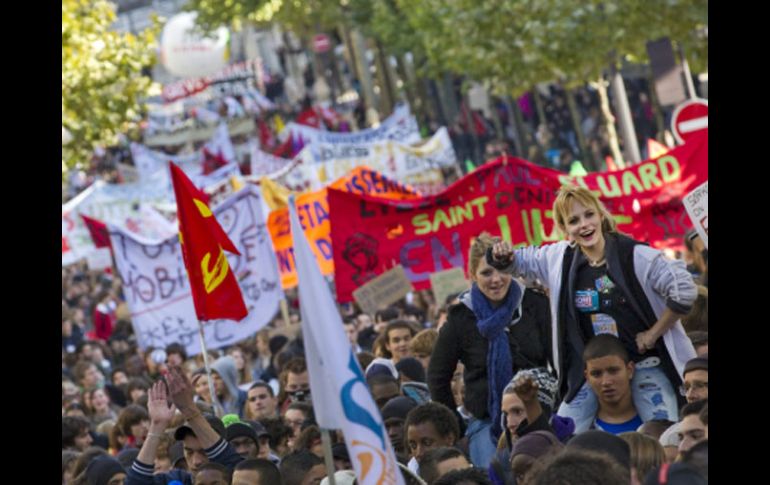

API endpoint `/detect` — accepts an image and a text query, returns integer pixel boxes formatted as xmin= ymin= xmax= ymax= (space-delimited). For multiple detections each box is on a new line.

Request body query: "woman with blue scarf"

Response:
xmin=427 ymin=233 xmax=551 ymax=469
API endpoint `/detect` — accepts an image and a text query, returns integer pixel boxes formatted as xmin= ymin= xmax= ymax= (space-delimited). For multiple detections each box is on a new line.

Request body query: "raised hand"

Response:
xmin=492 ymin=241 xmax=514 ymax=264
xmin=166 ymin=365 xmax=197 ymax=415
xmin=147 ymin=380 xmax=176 ymax=428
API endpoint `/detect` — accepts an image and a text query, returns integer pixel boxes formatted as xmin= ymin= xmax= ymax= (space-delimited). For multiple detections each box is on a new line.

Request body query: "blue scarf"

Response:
xmin=471 ymin=282 xmax=521 ymax=442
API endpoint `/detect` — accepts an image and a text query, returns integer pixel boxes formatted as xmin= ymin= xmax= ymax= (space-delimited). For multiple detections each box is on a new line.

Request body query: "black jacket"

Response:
xmin=428 ymin=288 xmax=551 ymax=421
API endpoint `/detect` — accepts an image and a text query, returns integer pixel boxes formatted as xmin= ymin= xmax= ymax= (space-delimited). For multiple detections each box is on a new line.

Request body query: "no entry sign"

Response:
xmin=672 ymin=99 xmax=708 ymax=144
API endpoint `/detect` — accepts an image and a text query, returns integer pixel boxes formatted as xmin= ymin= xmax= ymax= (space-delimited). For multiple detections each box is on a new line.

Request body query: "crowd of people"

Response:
xmin=62 ymin=182 xmax=708 ymax=485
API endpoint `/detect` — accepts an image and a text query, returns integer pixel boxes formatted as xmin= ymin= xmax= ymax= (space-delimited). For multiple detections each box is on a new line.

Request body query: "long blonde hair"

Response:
xmin=551 ymin=185 xmax=617 ymax=236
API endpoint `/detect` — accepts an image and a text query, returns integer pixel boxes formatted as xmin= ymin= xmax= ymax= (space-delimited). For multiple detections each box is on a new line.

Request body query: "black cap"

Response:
xmin=381 ymin=396 xmax=418 ymax=422
xmin=226 ymin=422 xmax=258 ymax=444
xmin=174 ymin=414 xmax=226 ymax=441
xmin=244 ymin=420 xmax=271 ymax=438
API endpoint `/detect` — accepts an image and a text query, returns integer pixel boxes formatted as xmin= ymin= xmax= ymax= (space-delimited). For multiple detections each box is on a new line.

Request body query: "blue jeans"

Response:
xmin=466 ymin=417 xmax=497 ymax=468
xmin=556 ymin=360 xmax=679 ymax=433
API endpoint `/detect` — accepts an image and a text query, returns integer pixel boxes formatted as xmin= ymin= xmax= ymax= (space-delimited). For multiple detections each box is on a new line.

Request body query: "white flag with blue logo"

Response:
xmin=289 ymin=196 xmax=405 ymax=485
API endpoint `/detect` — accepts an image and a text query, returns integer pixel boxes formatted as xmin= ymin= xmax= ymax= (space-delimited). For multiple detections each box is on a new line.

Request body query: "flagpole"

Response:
xmin=320 ymin=429 xmax=337 ymax=485
xmin=198 ymin=320 xmax=223 ymax=417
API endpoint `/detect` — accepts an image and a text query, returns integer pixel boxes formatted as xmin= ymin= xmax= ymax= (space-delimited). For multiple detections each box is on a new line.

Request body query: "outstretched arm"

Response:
xmin=166 ymin=366 xmax=221 ymax=449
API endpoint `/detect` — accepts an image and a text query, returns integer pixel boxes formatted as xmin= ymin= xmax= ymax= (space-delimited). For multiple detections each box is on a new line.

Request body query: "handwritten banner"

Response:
xmin=109 ymin=185 xmax=283 ymax=355
xmin=683 ymin=181 xmax=708 ymax=248
xmin=328 ymin=132 xmax=708 ymax=302
xmin=267 ymin=166 xmax=422 ymax=289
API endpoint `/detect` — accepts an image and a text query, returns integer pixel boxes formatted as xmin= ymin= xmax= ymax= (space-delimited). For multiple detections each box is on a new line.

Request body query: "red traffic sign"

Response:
xmin=672 ymin=99 xmax=708 ymax=144
xmin=313 ymin=34 xmax=331 ymax=53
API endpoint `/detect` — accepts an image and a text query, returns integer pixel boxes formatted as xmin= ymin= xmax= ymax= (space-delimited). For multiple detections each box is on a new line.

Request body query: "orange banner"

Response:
xmin=267 ymin=166 xmax=422 ymax=289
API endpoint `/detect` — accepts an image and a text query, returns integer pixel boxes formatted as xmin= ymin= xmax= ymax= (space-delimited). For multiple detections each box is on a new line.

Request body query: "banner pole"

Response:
xmin=198 ymin=321 xmax=223 ymax=417
xmin=320 ymin=429 xmax=337 ymax=485
xmin=280 ymin=298 xmax=291 ymax=327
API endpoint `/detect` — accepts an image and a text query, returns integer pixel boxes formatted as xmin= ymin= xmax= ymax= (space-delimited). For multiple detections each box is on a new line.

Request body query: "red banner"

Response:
xmin=329 ymin=132 xmax=707 ymax=302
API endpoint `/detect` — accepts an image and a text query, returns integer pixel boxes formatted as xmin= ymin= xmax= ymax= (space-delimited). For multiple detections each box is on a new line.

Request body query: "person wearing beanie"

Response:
xmin=225 ymin=421 xmax=260 ymax=459
xmin=365 ymin=357 xmax=399 ymax=380
xmin=85 ymin=455 xmax=126 ymax=485
xmin=681 ymin=356 xmax=707 ymax=403
xmin=427 ymin=233 xmax=551 ymax=469
xmin=381 ymin=396 xmax=419 ymax=459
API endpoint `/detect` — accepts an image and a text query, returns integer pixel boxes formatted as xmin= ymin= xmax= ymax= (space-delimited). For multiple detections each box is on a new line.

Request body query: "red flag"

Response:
xmin=81 ymin=214 xmax=112 ymax=249
xmin=201 ymin=147 xmax=229 ymax=175
xmin=170 ymin=162 xmax=248 ymax=321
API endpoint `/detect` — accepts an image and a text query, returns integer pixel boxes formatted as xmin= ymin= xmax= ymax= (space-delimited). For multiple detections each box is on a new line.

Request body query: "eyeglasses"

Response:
xmin=679 ymin=381 xmax=708 ymax=396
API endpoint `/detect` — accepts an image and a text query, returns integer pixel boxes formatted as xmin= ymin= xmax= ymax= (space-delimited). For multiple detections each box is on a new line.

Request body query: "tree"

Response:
xmin=62 ymin=0 xmax=158 ymax=175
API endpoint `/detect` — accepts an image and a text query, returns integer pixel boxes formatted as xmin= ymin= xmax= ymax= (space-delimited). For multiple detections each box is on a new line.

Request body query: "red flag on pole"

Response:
xmin=81 ymin=214 xmax=112 ymax=249
xmin=169 ymin=162 xmax=248 ymax=321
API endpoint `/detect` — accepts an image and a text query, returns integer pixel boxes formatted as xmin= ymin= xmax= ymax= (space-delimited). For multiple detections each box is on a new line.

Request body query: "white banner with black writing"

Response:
xmin=109 ymin=185 xmax=283 ymax=355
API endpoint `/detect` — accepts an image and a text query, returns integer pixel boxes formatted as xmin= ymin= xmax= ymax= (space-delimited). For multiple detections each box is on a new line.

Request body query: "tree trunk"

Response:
xmin=489 ymin=96 xmax=504 ymax=141
xmin=349 ymin=29 xmax=379 ymax=126
xmin=593 ymin=76 xmax=625 ymax=169
xmin=532 ymin=86 xmax=547 ymax=128
xmin=506 ymin=95 xmax=528 ymax=158
xmin=373 ymin=40 xmax=395 ymax=117
xmin=563 ymin=84 xmax=595 ymax=171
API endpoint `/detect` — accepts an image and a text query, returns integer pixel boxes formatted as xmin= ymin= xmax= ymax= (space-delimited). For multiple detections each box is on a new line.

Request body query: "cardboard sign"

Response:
xmin=430 ymin=267 xmax=470 ymax=306
xmin=352 ymin=265 xmax=414 ymax=316
xmin=683 ymin=181 xmax=708 ymax=248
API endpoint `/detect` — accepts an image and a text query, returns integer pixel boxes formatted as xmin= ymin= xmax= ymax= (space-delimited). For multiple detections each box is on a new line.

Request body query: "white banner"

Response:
xmin=250 ymin=139 xmax=294 ymax=177
xmin=683 ymin=180 xmax=708 ymax=248
xmin=62 ymin=179 xmax=173 ymax=266
xmin=277 ymin=127 xmax=456 ymax=194
xmin=130 ymin=143 xmax=203 ymax=182
xmin=109 ymin=185 xmax=283 ymax=355
xmin=290 ymin=197 xmax=404 ymax=485
xmin=284 ymin=103 xmax=421 ymax=147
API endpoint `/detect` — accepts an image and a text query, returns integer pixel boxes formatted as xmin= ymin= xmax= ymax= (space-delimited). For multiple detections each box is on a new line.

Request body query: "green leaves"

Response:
xmin=62 ymin=0 xmax=159 ymax=174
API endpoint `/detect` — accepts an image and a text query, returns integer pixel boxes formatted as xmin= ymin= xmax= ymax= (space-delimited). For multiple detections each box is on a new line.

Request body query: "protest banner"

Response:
xmin=683 ymin=180 xmax=708 ymax=248
xmin=352 ymin=265 xmax=414 ymax=316
xmin=430 ymin=267 xmax=470 ymax=307
xmin=329 ymin=132 xmax=708 ymax=302
xmin=109 ymin=185 xmax=283 ymax=355
xmin=267 ymin=166 xmax=421 ymax=289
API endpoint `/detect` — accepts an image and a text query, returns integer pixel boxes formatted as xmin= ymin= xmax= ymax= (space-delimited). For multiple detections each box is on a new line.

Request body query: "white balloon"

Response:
xmin=160 ymin=12 xmax=230 ymax=78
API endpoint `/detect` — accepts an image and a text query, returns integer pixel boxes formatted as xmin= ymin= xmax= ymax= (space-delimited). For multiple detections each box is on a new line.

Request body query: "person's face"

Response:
xmin=501 ymin=392 xmax=526 ymax=435
xmin=371 ymin=382 xmax=401 ymax=410
xmin=414 ymin=352 xmax=431 ymax=372
xmin=194 ymin=468 xmax=228 ymax=485
xmin=194 ymin=374 xmax=211 ymax=401
xmin=258 ymin=436 xmax=271 ymax=459
xmin=212 ymin=373 xmax=226 ymax=395
xmin=91 ymin=389 xmax=110 ymax=412
xmin=451 ymin=368 xmax=465 ymax=408
xmin=83 ymin=365 xmax=103 ymax=388
xmin=564 ymin=199 xmax=605 ymax=250
xmin=472 ymin=257 xmax=513 ymax=304
xmin=248 ymin=385 xmax=278 ymax=419
xmin=300 ymin=464 xmax=327 ymax=485
xmin=230 ymin=436 xmax=259 ymax=458
xmin=74 ymin=428 xmax=93 ymax=451
xmin=286 ymin=371 xmax=310 ymax=394
xmin=386 ymin=328 xmax=413 ymax=362
xmin=130 ymin=388 xmax=147 ymax=403
xmin=511 ymin=454 xmax=537 ymax=484
xmin=230 ymin=350 xmax=245 ymax=370
xmin=678 ymin=415 xmax=706 ymax=453
xmin=154 ymin=457 xmax=172 ymax=474
xmin=112 ymin=371 xmax=128 ymax=386
xmin=683 ymin=370 xmax=708 ymax=403
xmin=436 ymin=455 xmax=472 ymax=479
xmin=406 ymin=422 xmax=454 ymax=461
xmin=344 ymin=323 xmax=359 ymax=347
xmin=130 ymin=419 xmax=150 ymax=443
xmin=585 ymin=355 xmax=633 ymax=406
xmin=385 ymin=418 xmax=406 ymax=453
xmin=81 ymin=344 xmax=94 ymax=360
xmin=167 ymin=353 xmax=184 ymax=367
xmin=232 ymin=469 xmax=262 ymax=485
xmin=106 ymin=473 xmax=126 ymax=485
xmin=183 ymin=435 xmax=209 ymax=475
xmin=285 ymin=409 xmax=307 ymax=438
xmin=357 ymin=314 xmax=372 ymax=329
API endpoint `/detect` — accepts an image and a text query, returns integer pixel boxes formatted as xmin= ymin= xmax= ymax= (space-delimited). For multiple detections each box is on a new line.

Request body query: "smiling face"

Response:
xmin=386 ymin=327 xmax=413 ymax=362
xmin=564 ymin=199 xmax=605 ymax=251
xmin=472 ymin=257 xmax=513 ymax=304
